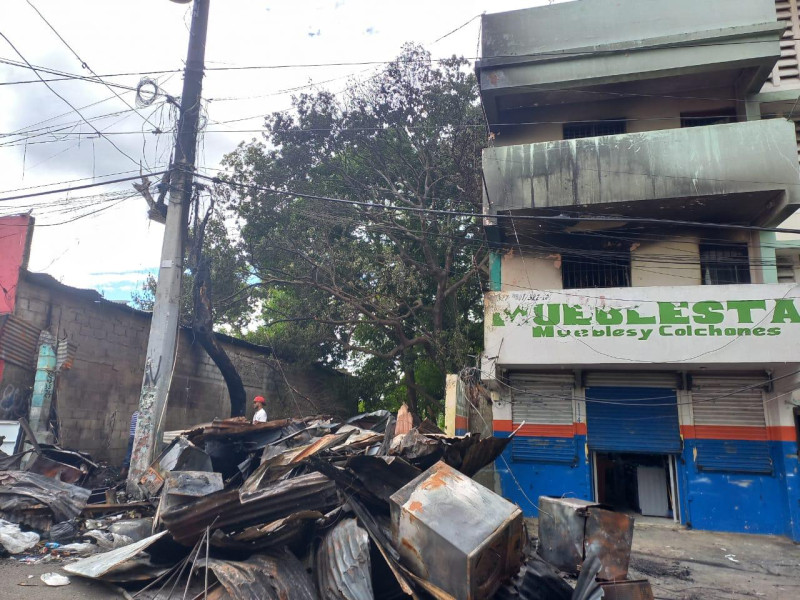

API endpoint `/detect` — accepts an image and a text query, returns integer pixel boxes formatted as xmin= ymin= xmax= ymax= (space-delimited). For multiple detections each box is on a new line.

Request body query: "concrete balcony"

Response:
xmin=482 ymin=119 xmax=800 ymax=227
xmin=479 ymin=0 xmax=784 ymax=123
xmin=483 ymin=283 xmax=800 ymax=371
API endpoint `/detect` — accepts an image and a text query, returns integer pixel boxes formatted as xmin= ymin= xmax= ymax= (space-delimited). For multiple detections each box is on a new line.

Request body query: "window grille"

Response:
xmin=562 ymin=119 xmax=626 ymax=140
xmin=699 ymin=244 xmax=751 ymax=285
xmin=561 ymin=253 xmax=631 ymax=289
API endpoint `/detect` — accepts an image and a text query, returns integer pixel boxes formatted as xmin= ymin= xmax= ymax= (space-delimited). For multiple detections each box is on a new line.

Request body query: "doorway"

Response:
xmin=594 ymin=452 xmax=676 ymax=519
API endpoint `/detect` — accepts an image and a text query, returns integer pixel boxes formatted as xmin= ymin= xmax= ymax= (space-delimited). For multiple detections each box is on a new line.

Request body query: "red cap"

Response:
xmin=253 ymin=396 xmax=266 ymax=405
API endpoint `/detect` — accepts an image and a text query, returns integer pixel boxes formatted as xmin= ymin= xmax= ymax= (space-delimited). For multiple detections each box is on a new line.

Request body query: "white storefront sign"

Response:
xmin=484 ymin=284 xmax=800 ymax=367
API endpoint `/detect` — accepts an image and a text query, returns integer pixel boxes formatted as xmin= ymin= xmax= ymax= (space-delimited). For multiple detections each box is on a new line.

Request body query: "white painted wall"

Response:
xmin=485 ymin=284 xmax=800 ymax=367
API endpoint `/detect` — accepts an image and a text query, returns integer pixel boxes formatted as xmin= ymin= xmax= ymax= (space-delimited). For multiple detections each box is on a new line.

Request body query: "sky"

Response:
xmin=0 ymin=0 xmax=554 ymax=301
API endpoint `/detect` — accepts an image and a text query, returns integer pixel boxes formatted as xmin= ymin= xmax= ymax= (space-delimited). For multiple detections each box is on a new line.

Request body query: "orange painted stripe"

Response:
xmin=455 ymin=416 xmax=468 ymax=430
xmin=681 ymin=425 xmax=797 ymax=442
xmin=493 ymin=420 xmax=584 ymax=438
xmin=768 ymin=426 xmax=797 ymax=442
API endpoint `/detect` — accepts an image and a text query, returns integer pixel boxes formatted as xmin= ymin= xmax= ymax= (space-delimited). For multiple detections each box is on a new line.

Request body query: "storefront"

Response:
xmin=484 ymin=286 xmax=800 ymax=541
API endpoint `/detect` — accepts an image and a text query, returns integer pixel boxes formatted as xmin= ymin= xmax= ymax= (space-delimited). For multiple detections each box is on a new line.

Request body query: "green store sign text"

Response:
xmin=491 ymin=299 xmax=800 ymax=341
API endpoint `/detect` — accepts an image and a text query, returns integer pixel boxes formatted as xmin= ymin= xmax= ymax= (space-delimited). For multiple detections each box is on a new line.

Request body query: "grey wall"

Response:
xmin=482 ymin=0 xmax=779 ymax=58
xmin=11 ymin=276 xmax=354 ymax=463
xmin=482 ymin=119 xmax=800 ymax=225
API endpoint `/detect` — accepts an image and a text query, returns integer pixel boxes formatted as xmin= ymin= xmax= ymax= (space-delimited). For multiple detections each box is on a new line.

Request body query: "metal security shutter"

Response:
xmin=586 ymin=387 xmax=681 ymax=454
xmin=691 ymin=376 xmax=772 ymax=474
xmin=509 ymin=373 xmax=576 ymax=464
xmin=584 ymin=372 xmax=679 ymax=389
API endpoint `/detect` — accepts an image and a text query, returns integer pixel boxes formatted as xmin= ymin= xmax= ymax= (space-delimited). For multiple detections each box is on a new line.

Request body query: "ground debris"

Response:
xmin=0 ymin=405 xmax=654 ymax=599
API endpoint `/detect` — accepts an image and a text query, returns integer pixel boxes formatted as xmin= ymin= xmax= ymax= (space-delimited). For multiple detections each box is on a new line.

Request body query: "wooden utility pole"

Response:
xmin=127 ymin=0 xmax=211 ymax=495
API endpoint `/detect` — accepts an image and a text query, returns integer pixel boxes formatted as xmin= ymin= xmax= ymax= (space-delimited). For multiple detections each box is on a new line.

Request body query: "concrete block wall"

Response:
xmin=13 ymin=275 xmax=354 ymax=463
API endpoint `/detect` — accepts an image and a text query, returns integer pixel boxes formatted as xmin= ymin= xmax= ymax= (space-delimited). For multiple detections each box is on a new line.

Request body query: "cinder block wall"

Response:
xmin=14 ymin=276 xmax=354 ymax=463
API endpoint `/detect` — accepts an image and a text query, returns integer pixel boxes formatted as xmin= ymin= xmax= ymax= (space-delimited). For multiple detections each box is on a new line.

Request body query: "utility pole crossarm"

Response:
xmin=127 ymin=0 xmax=211 ymax=495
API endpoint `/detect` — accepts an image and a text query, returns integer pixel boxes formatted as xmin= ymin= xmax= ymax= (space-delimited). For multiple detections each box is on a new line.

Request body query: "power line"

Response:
xmin=0 ymin=58 xmax=139 ymax=92
xmin=0 ymin=168 xmax=143 ymax=195
xmin=194 ymin=171 xmax=800 ymax=236
xmin=25 ymin=0 xmax=162 ymax=132
xmin=0 ymin=36 xmax=787 ymax=82
xmin=0 ymin=170 xmax=168 ymax=203
xmin=0 ymin=31 xmax=141 ymax=167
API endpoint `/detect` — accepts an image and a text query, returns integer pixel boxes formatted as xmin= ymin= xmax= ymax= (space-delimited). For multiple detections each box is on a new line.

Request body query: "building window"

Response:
xmin=563 ymin=119 xmax=626 ymax=140
xmin=777 ymin=252 xmax=798 ymax=283
xmin=699 ymin=244 xmax=751 ymax=285
xmin=562 ymin=253 xmax=631 ymax=289
xmin=680 ymin=109 xmax=736 ymax=128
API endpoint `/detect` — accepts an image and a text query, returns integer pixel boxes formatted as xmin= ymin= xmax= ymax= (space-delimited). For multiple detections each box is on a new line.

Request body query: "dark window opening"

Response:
xmin=794 ymin=408 xmax=800 ymax=459
xmin=562 ymin=253 xmax=631 ymax=289
xmin=563 ymin=119 xmax=626 ymax=140
xmin=700 ymin=244 xmax=751 ymax=285
xmin=680 ymin=108 xmax=737 ymax=128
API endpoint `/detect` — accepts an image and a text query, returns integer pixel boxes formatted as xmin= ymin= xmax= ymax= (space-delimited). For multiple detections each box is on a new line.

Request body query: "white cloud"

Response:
xmin=2 ymin=0 xmax=551 ymax=298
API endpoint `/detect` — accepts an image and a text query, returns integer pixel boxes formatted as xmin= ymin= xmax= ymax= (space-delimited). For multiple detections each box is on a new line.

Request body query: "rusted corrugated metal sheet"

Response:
xmin=599 ymin=580 xmax=655 ymax=600
xmin=317 ymin=518 xmax=374 ymax=600
xmin=538 ymin=496 xmax=634 ymax=581
xmin=63 ymin=531 xmax=169 ymax=580
xmin=200 ymin=549 xmax=318 ymax=600
xmin=585 ymin=506 xmax=635 ymax=580
xmin=456 ymin=434 xmax=512 ymax=477
xmin=161 ymin=471 xmax=338 ymax=545
xmin=0 ymin=314 xmax=40 ymax=369
xmin=240 ymin=431 xmax=352 ymax=501
xmin=0 ymin=471 xmax=91 ymax=527
xmin=211 ymin=510 xmax=321 ymax=552
xmin=492 ymin=556 xmax=572 ymax=600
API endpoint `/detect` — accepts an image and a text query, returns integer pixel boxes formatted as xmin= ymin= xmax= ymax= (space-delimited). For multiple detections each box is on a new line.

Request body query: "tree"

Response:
xmin=221 ymin=45 xmax=487 ymax=418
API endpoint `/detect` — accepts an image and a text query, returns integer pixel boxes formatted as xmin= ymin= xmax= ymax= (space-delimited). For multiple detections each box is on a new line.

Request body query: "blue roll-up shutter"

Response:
xmin=509 ymin=373 xmax=576 ymax=464
xmin=692 ymin=440 xmax=772 ymax=474
xmin=586 ymin=387 xmax=681 ymax=454
xmin=691 ymin=376 xmax=772 ymax=474
xmin=512 ymin=437 xmax=577 ymax=463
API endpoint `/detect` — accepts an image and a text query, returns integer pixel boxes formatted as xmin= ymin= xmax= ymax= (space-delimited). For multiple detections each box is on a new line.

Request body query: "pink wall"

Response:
xmin=0 ymin=214 xmax=34 ymax=314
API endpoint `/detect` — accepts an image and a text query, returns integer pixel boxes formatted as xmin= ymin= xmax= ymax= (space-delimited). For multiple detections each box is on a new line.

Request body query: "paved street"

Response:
xmin=629 ymin=519 xmax=800 ymax=600
xmin=527 ymin=517 xmax=800 ymax=600
xmin=2 ymin=518 xmax=799 ymax=599
xmin=0 ymin=559 xmax=122 ymax=599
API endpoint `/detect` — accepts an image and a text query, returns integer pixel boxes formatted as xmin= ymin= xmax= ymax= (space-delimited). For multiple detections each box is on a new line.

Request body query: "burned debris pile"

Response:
xmin=0 ymin=411 xmax=653 ymax=599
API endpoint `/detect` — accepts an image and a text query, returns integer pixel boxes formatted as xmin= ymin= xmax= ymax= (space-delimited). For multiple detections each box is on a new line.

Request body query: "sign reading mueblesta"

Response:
xmin=484 ymin=284 xmax=800 ymax=365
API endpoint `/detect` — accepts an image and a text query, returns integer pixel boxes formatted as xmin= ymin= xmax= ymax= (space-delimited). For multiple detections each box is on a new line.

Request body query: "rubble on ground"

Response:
xmin=0 ymin=410 xmax=654 ymax=598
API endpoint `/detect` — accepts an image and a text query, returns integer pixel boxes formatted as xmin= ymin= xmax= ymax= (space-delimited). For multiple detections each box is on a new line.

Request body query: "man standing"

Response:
xmin=252 ymin=396 xmax=267 ymax=424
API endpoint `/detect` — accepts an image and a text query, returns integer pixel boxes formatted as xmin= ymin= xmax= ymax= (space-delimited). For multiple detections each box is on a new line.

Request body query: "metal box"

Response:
xmin=538 ymin=496 xmax=634 ymax=581
xmin=390 ymin=461 xmax=524 ymax=600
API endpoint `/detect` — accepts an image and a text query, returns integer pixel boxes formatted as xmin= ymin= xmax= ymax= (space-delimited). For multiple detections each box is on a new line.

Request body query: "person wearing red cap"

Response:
xmin=252 ymin=396 xmax=267 ymax=424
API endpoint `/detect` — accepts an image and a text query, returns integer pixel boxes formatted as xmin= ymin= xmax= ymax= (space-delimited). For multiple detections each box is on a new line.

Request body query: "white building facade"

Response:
xmin=478 ymin=0 xmax=800 ymax=540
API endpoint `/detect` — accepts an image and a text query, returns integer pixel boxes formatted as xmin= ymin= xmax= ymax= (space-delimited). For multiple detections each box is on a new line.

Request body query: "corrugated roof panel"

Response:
xmin=0 ymin=314 xmax=40 ymax=369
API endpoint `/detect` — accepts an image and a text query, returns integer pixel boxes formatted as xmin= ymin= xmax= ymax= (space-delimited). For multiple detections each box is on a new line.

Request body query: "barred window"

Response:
xmin=561 ymin=253 xmax=631 ymax=289
xmin=563 ymin=119 xmax=626 ymax=140
xmin=699 ymin=244 xmax=751 ymax=285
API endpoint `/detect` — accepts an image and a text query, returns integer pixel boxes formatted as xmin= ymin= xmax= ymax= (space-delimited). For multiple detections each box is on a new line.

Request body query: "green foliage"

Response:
xmin=130 ymin=207 xmax=252 ymax=331
xmin=219 ymin=45 xmax=487 ymax=417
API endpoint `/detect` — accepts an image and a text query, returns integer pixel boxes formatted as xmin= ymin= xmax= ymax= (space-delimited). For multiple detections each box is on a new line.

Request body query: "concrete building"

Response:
xmin=0 ymin=215 xmax=354 ymax=462
xmin=477 ymin=0 xmax=800 ymax=541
